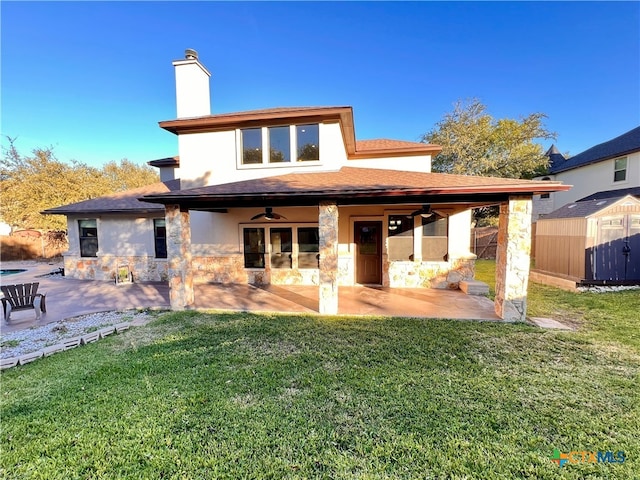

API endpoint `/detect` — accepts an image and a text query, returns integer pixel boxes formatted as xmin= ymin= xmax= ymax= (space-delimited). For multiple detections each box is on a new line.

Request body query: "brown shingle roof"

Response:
xmin=159 ymin=107 xmax=441 ymax=159
xmin=142 ymin=168 xmax=570 ymax=209
xmin=42 ymin=179 xmax=181 ymax=215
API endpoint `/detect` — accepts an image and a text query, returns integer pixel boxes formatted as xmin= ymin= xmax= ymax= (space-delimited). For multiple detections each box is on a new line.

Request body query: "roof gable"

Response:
xmin=541 ymin=194 xmax=640 ymax=219
xmin=550 ymin=126 xmax=640 ymax=174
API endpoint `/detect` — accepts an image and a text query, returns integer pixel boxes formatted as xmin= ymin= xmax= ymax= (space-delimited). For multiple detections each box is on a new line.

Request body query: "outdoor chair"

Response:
xmin=1 ymin=282 xmax=47 ymax=322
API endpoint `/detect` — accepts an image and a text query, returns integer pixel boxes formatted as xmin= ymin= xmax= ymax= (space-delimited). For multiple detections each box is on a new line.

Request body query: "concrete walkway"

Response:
xmin=1 ymin=259 xmax=505 ymax=334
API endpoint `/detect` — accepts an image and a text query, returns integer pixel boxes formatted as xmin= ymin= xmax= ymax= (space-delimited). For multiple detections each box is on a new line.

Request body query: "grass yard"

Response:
xmin=1 ymin=265 xmax=639 ymax=479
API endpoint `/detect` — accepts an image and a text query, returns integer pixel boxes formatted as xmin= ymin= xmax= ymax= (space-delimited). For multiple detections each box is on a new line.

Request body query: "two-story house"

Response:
xmin=45 ymin=50 xmax=568 ymax=321
xmin=531 ymin=127 xmax=640 ymax=285
xmin=533 ymin=126 xmax=640 ymax=221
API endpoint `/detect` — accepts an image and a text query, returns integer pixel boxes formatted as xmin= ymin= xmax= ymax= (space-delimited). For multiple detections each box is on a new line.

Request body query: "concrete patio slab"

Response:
xmin=2 ymin=259 xmax=512 ymax=336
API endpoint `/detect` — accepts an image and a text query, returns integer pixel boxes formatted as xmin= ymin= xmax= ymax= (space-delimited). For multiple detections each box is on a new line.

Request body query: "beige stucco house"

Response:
xmin=45 ymin=49 xmax=569 ymax=321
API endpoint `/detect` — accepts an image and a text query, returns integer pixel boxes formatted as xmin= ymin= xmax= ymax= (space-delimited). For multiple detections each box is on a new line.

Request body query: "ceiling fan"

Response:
xmin=251 ymin=207 xmax=287 ymax=221
xmin=407 ymin=205 xmax=434 ymax=218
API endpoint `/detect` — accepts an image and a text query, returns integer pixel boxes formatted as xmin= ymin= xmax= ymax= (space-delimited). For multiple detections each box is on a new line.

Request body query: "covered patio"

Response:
xmin=143 ymin=167 xmax=569 ymax=322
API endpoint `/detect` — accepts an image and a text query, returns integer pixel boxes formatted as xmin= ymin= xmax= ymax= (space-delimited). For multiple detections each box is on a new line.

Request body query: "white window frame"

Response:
xmin=240 ymin=224 xmax=319 ymax=270
xmin=236 ymin=124 xmax=321 ymax=169
xmin=613 ymin=157 xmax=627 ymax=183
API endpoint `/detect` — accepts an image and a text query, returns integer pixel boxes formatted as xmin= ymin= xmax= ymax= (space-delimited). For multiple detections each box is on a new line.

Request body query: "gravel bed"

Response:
xmin=1 ymin=310 xmax=155 ymax=359
xmin=576 ymin=285 xmax=640 ymax=293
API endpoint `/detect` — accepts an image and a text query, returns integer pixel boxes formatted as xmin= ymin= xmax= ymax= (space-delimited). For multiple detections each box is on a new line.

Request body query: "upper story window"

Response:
xmin=614 ymin=157 xmax=627 ymax=182
xmin=240 ymin=124 xmax=319 ymax=166
xmin=78 ymin=219 xmax=98 ymax=257
xmin=540 ymin=176 xmax=551 ymax=199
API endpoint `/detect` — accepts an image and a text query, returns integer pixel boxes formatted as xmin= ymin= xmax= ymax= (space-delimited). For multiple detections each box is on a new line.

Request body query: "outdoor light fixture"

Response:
xmin=388 ymin=219 xmax=402 ymax=231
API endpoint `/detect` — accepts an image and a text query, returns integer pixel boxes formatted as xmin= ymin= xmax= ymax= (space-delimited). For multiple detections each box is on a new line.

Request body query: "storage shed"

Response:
xmin=535 ymin=190 xmax=640 ymax=284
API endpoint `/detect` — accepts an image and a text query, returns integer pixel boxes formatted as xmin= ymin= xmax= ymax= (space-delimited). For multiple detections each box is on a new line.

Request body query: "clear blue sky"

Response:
xmin=2 ymin=1 xmax=639 ymax=168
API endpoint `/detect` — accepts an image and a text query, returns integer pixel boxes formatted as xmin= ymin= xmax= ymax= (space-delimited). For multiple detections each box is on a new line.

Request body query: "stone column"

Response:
xmin=319 ymin=202 xmax=339 ymax=315
xmin=495 ymin=196 xmax=532 ymax=322
xmin=166 ymin=204 xmax=194 ymax=310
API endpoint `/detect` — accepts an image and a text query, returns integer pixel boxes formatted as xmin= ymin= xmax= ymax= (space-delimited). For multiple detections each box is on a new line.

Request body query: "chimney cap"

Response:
xmin=185 ymin=48 xmax=198 ymax=60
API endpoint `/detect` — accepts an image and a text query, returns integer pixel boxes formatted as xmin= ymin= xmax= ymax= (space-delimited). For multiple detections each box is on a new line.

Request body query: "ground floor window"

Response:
xmin=154 ymin=219 xmax=167 ymax=258
xmin=243 ymin=226 xmax=319 ymax=269
xmin=78 ymin=219 xmax=98 ymax=257
xmin=422 ymin=214 xmax=448 ymax=261
xmin=244 ymin=228 xmax=266 ymax=268
xmin=298 ymin=227 xmax=320 ymax=268
xmin=270 ymin=228 xmax=292 ymax=268
xmin=387 ymin=214 xmax=414 ymax=261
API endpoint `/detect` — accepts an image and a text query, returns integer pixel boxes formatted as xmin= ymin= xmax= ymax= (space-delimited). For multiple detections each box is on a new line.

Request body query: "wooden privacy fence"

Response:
xmin=0 ymin=230 xmax=68 ymax=261
xmin=471 ymin=227 xmax=498 ymax=259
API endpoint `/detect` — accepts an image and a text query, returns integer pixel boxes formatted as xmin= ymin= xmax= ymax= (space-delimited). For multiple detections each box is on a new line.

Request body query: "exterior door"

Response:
xmin=355 ymin=221 xmax=382 ymax=285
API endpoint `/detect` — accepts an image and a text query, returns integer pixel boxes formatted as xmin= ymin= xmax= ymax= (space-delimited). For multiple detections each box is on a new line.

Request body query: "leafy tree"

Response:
xmin=101 ymin=159 xmax=159 ymax=192
xmin=422 ymin=98 xmax=556 ymax=179
xmin=0 ymin=138 xmax=159 ymax=230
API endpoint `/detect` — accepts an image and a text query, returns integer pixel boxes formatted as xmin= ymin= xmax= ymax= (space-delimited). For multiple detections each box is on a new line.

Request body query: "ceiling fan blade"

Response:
xmin=252 ymin=207 xmax=286 ymax=220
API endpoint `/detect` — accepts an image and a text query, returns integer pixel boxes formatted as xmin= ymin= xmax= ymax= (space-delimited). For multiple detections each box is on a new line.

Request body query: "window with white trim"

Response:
xmin=387 ymin=215 xmax=414 ymax=261
xmin=422 ymin=214 xmax=448 ymax=261
xmin=243 ymin=226 xmax=319 ymax=269
xmin=614 ymin=157 xmax=627 ymax=182
xmin=270 ymin=228 xmax=292 ymax=268
xmin=298 ymin=227 xmax=320 ymax=268
xmin=240 ymin=124 xmax=319 ymax=166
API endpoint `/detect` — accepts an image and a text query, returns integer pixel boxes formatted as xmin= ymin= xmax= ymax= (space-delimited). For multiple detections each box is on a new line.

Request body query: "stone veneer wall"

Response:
xmin=190 ymin=255 xmax=319 ymax=285
xmin=63 ymin=255 xmax=168 ymax=282
xmin=386 ymin=256 xmax=476 ymax=289
xmin=495 ymin=196 xmax=532 ymax=322
xmin=63 ymin=252 xmax=473 ymax=290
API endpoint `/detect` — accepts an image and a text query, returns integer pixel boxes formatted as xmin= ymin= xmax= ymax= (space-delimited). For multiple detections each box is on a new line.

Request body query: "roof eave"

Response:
xmin=42 ymin=207 xmax=165 ymax=216
xmin=551 ymin=147 xmax=640 ymax=174
xmin=142 ymin=183 xmax=571 ymax=208
xmin=348 ymin=145 xmax=442 ymax=159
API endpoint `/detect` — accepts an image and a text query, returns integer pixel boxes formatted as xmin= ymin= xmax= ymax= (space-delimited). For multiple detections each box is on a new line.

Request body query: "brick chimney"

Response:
xmin=172 ymin=49 xmax=211 ymax=118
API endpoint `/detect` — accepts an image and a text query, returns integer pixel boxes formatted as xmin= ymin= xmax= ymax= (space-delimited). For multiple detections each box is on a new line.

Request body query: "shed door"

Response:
xmin=594 ymin=215 xmax=640 ymax=281
xmin=627 ymin=215 xmax=640 ymax=280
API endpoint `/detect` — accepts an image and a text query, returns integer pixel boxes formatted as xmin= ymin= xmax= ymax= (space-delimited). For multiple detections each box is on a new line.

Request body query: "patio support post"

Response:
xmin=494 ymin=196 xmax=532 ymax=322
xmin=166 ymin=204 xmax=194 ymax=310
xmin=318 ymin=201 xmax=339 ymax=315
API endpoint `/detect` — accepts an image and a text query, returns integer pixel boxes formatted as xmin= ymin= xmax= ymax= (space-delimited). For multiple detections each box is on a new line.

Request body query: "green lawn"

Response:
xmin=1 ymin=268 xmax=639 ymax=479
